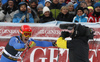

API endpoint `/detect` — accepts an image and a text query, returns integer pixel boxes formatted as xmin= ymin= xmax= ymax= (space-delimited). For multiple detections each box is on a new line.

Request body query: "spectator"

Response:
xmin=66 ymin=2 xmax=75 ymax=15
xmin=39 ymin=6 xmax=55 ymax=23
xmin=73 ymin=7 xmax=88 ymax=22
xmin=29 ymin=0 xmax=37 ymax=12
xmin=80 ymin=1 xmax=87 ymax=8
xmin=49 ymin=0 xmax=61 ymax=19
xmin=88 ymin=2 xmax=100 ymax=23
xmin=56 ymin=6 xmax=74 ymax=22
xmin=0 ymin=0 xmax=2 ymax=11
xmin=87 ymin=6 xmax=94 ymax=14
xmin=59 ymin=0 xmax=66 ymax=6
xmin=0 ymin=0 xmax=18 ymax=22
xmin=37 ymin=4 xmax=43 ymax=19
xmin=12 ymin=2 xmax=34 ymax=23
xmin=45 ymin=0 xmax=51 ymax=7
xmin=74 ymin=1 xmax=87 ymax=9
xmin=85 ymin=0 xmax=93 ymax=6
xmin=29 ymin=0 xmax=39 ymax=23
xmin=83 ymin=7 xmax=89 ymax=17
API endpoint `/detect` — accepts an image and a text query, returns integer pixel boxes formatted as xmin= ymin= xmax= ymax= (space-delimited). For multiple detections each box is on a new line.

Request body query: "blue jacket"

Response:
xmin=12 ymin=2 xmax=34 ymax=23
xmin=74 ymin=3 xmax=78 ymax=9
xmin=60 ymin=3 xmax=66 ymax=6
xmin=0 ymin=36 xmax=53 ymax=62
xmin=1 ymin=0 xmax=8 ymax=4
xmin=74 ymin=0 xmax=80 ymax=9
xmin=73 ymin=14 xmax=88 ymax=22
xmin=12 ymin=11 xmax=34 ymax=23
xmin=38 ymin=0 xmax=45 ymax=6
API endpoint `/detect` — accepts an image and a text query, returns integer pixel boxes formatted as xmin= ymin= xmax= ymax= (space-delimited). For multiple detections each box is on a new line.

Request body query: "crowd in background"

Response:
xmin=0 ymin=0 xmax=100 ymax=23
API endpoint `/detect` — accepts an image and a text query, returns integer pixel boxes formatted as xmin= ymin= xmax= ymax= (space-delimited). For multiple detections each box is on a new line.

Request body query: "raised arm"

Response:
xmin=30 ymin=39 xmax=53 ymax=47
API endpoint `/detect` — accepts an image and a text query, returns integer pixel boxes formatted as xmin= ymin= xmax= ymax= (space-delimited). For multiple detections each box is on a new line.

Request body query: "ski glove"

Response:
xmin=3 ymin=6 xmax=8 ymax=14
xmin=20 ymin=15 xmax=26 ymax=23
xmin=21 ymin=15 xmax=26 ymax=21
xmin=52 ymin=41 xmax=57 ymax=46
xmin=26 ymin=14 xmax=29 ymax=19
xmin=60 ymin=31 xmax=70 ymax=38
xmin=26 ymin=14 xmax=30 ymax=22
xmin=28 ymin=41 xmax=36 ymax=48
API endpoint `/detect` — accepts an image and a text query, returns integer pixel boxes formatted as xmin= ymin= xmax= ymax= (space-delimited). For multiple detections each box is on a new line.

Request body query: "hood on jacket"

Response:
xmin=71 ymin=24 xmax=88 ymax=39
xmin=18 ymin=2 xmax=27 ymax=13
xmin=18 ymin=2 xmax=27 ymax=10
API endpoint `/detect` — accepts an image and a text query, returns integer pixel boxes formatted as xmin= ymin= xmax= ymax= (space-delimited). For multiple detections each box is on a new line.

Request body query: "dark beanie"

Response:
xmin=76 ymin=7 xmax=84 ymax=13
xmin=83 ymin=7 xmax=89 ymax=11
xmin=18 ymin=2 xmax=27 ymax=10
xmin=29 ymin=0 xmax=37 ymax=4
xmin=94 ymin=2 xmax=100 ymax=9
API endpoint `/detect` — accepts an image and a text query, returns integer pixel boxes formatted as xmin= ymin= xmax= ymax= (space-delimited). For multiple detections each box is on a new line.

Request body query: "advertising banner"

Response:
xmin=0 ymin=23 xmax=100 ymax=62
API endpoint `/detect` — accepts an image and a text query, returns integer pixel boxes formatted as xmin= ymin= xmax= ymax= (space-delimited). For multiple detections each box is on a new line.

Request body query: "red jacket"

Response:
xmin=88 ymin=14 xmax=100 ymax=23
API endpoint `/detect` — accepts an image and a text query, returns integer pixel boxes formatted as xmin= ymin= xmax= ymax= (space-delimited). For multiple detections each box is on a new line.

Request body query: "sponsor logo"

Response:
xmin=0 ymin=29 xmax=19 ymax=34
xmin=30 ymin=47 xmax=100 ymax=62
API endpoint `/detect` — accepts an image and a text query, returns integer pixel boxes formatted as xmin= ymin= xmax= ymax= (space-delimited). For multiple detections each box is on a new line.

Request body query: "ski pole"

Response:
xmin=20 ymin=47 xmax=30 ymax=62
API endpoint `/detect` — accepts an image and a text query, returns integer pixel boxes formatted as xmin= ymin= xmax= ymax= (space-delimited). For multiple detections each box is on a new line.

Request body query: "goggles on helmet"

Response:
xmin=19 ymin=29 xmax=32 ymax=37
xmin=22 ymin=32 xmax=32 ymax=37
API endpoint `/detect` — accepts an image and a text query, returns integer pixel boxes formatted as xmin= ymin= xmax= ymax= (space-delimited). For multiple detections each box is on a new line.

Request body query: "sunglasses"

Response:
xmin=22 ymin=32 xmax=32 ymax=37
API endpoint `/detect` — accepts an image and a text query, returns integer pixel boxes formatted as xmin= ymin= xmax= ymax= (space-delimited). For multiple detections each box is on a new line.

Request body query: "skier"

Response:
xmin=0 ymin=25 xmax=54 ymax=62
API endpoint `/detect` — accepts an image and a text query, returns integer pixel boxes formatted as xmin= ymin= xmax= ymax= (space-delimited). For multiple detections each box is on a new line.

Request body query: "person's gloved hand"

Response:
xmin=21 ymin=15 xmax=26 ymax=20
xmin=20 ymin=15 xmax=25 ymax=23
xmin=3 ymin=6 xmax=8 ymax=14
xmin=28 ymin=41 xmax=36 ymax=48
xmin=26 ymin=14 xmax=29 ymax=22
xmin=7 ymin=7 xmax=12 ymax=14
xmin=52 ymin=41 xmax=57 ymax=46
xmin=26 ymin=14 xmax=29 ymax=19
xmin=60 ymin=31 xmax=70 ymax=38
